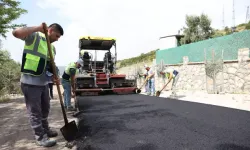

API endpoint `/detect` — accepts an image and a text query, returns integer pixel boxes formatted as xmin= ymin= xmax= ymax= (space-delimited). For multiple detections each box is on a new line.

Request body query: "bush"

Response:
xmin=0 ymin=50 xmax=22 ymax=97
xmin=118 ymin=50 xmax=157 ymax=67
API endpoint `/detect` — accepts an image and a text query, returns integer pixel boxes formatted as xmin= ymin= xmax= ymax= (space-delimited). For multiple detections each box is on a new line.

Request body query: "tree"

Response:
xmin=180 ymin=13 xmax=213 ymax=45
xmin=0 ymin=50 xmax=22 ymax=95
xmin=0 ymin=0 xmax=27 ymax=38
xmin=223 ymin=26 xmax=235 ymax=35
xmin=246 ymin=21 xmax=250 ymax=30
xmin=0 ymin=0 xmax=27 ymax=96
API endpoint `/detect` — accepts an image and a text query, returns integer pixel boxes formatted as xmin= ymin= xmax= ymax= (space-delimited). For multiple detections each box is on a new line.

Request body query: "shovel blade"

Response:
xmin=60 ymin=120 xmax=79 ymax=142
xmin=155 ymin=91 xmax=161 ymax=97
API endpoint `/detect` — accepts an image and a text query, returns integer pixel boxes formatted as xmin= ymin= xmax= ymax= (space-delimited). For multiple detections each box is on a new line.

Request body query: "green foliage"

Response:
xmin=211 ymin=30 xmax=224 ymax=38
xmin=0 ymin=50 xmax=21 ymax=95
xmin=0 ymin=0 xmax=26 ymax=97
xmin=237 ymin=23 xmax=247 ymax=27
xmin=180 ymin=13 xmax=213 ymax=45
xmin=0 ymin=0 xmax=27 ymax=38
xmin=118 ymin=50 xmax=157 ymax=68
xmin=224 ymin=26 xmax=232 ymax=35
xmin=246 ymin=21 xmax=250 ymax=30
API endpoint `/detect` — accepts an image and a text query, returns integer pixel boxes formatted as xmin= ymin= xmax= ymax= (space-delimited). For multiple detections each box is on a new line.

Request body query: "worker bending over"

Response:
xmin=160 ymin=67 xmax=180 ymax=97
xmin=12 ymin=23 xmax=64 ymax=147
xmin=61 ymin=59 xmax=83 ymax=111
xmin=144 ymin=65 xmax=155 ymax=96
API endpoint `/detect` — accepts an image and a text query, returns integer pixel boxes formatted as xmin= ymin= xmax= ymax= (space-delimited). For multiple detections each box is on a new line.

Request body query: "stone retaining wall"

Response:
xmin=154 ymin=48 xmax=250 ymax=94
xmin=117 ymin=48 xmax=250 ymax=94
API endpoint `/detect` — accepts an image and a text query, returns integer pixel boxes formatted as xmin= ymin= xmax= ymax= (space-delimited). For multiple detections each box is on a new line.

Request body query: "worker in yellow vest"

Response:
xmin=12 ymin=23 xmax=64 ymax=147
xmin=159 ymin=67 xmax=180 ymax=97
xmin=61 ymin=59 xmax=83 ymax=111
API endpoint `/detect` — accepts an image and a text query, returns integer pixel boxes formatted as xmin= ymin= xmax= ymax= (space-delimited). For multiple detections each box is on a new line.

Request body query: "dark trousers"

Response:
xmin=21 ymin=83 xmax=50 ymax=139
xmin=48 ymin=83 xmax=54 ymax=99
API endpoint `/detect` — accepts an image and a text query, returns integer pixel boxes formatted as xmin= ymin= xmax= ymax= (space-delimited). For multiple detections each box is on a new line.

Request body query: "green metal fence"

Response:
xmin=156 ymin=30 xmax=250 ymax=65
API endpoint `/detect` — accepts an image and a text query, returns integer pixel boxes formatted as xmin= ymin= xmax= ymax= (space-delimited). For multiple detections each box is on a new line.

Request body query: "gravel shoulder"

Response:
xmin=0 ymin=85 xmax=77 ymax=150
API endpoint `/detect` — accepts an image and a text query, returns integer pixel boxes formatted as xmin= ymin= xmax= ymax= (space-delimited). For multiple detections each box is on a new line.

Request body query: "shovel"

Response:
xmin=136 ymin=77 xmax=149 ymax=94
xmin=72 ymin=96 xmax=83 ymax=117
xmin=155 ymin=82 xmax=169 ymax=97
xmin=42 ymin=23 xmax=78 ymax=142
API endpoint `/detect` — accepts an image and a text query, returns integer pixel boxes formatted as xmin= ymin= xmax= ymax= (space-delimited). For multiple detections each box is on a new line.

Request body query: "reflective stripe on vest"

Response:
xmin=62 ymin=62 xmax=77 ymax=81
xmin=21 ymin=32 xmax=49 ymax=76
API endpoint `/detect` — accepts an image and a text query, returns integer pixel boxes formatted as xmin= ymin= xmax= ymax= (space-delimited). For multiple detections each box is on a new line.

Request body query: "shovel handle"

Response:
xmin=159 ymin=82 xmax=169 ymax=93
xmin=42 ymin=23 xmax=68 ymax=125
xmin=138 ymin=77 xmax=149 ymax=90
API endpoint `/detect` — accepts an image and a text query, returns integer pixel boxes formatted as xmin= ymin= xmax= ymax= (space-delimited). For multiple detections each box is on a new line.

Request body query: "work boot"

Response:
xmin=36 ymin=134 xmax=57 ymax=147
xmin=67 ymin=106 xmax=76 ymax=111
xmin=170 ymin=91 xmax=177 ymax=97
xmin=45 ymin=128 xmax=58 ymax=137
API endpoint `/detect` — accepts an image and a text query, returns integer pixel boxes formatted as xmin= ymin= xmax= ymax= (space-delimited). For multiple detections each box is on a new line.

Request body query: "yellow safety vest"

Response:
xmin=47 ymin=45 xmax=55 ymax=61
xmin=21 ymin=32 xmax=55 ymax=76
xmin=80 ymin=50 xmax=84 ymax=57
xmin=62 ymin=62 xmax=77 ymax=81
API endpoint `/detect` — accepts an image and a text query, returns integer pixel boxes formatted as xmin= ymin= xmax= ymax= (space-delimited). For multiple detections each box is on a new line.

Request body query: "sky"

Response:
xmin=1 ymin=0 xmax=250 ymax=66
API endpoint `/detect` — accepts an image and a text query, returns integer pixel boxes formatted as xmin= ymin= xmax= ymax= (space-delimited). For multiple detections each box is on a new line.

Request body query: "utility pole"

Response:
xmin=232 ymin=0 xmax=236 ymax=32
xmin=246 ymin=6 xmax=250 ymax=23
xmin=222 ymin=5 xmax=225 ymax=29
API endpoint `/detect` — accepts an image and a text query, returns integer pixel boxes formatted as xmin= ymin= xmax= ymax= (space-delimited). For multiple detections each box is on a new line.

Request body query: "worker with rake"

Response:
xmin=159 ymin=67 xmax=180 ymax=97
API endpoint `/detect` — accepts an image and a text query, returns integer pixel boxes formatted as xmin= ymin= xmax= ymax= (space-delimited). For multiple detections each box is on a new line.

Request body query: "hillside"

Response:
xmin=212 ymin=22 xmax=250 ymax=38
xmin=116 ymin=49 xmax=157 ymax=68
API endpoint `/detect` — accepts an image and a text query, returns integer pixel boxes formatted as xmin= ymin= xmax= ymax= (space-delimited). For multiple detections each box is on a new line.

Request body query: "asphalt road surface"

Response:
xmin=74 ymin=94 xmax=250 ymax=150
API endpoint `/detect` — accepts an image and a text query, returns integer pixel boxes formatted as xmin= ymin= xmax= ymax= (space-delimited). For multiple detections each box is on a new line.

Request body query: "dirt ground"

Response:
xmin=0 ymin=85 xmax=77 ymax=150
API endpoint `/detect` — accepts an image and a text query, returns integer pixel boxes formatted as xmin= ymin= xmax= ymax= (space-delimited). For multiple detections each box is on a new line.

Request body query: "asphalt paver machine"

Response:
xmin=74 ymin=36 xmax=138 ymax=107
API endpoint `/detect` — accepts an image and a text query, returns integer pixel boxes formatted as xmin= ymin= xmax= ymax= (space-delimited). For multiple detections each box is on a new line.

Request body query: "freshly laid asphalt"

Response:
xmin=74 ymin=94 xmax=250 ymax=150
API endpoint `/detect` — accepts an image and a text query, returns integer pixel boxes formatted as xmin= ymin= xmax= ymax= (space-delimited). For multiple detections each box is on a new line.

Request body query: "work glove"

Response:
xmin=53 ymin=78 xmax=61 ymax=85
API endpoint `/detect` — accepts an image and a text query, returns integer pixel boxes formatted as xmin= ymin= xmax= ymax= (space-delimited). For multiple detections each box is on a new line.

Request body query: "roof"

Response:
xmin=159 ymin=34 xmax=184 ymax=39
xmin=79 ymin=36 xmax=116 ymax=50
xmin=79 ymin=36 xmax=116 ymax=41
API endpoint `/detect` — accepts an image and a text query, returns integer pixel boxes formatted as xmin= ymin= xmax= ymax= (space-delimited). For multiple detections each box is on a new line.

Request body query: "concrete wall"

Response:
xmin=158 ymin=36 xmax=177 ymax=50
